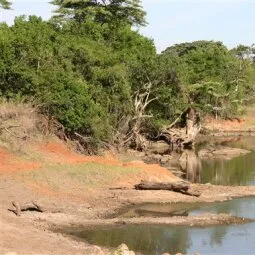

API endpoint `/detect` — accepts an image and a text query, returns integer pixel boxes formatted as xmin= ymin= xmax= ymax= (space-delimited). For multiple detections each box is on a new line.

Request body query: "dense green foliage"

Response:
xmin=0 ymin=14 xmax=155 ymax=143
xmin=0 ymin=2 xmax=254 ymax=147
xmin=149 ymin=41 xmax=255 ymax=126
xmin=0 ymin=0 xmax=11 ymax=9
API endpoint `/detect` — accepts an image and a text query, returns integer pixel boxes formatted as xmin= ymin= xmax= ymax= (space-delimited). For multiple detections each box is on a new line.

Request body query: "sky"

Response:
xmin=0 ymin=0 xmax=254 ymax=52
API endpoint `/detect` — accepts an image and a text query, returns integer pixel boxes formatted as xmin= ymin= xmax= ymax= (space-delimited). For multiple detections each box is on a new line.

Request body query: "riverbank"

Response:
xmin=1 ymin=137 xmax=255 ymax=255
xmin=2 ymin=184 xmax=255 ymax=255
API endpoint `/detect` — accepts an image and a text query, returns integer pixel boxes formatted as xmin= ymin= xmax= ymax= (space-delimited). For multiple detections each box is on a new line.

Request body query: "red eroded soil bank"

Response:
xmin=0 ymin=148 xmax=40 ymax=174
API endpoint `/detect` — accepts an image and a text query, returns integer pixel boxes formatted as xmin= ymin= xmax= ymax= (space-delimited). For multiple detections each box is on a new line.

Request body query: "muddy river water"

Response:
xmin=64 ymin=136 xmax=255 ymax=255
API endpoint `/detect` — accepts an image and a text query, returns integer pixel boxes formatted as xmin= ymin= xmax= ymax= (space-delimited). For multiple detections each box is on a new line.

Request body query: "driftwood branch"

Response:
xmin=9 ymin=201 xmax=62 ymax=216
xmin=9 ymin=201 xmax=44 ymax=216
xmin=167 ymin=109 xmax=187 ymax=129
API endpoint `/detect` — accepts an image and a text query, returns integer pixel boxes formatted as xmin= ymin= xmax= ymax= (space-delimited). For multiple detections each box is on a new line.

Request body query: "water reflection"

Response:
xmin=179 ymin=150 xmax=201 ymax=183
xmin=190 ymin=197 xmax=255 ymax=219
xmin=66 ymin=225 xmax=191 ymax=255
xmin=174 ymin=136 xmax=255 ymax=185
xmin=200 ymin=152 xmax=255 ymax=185
xmin=117 ymin=202 xmax=201 ymax=218
xmin=64 ymin=198 xmax=255 ymax=255
xmin=65 ymin=222 xmax=255 ymax=255
xmin=62 ymin=137 xmax=255 ymax=254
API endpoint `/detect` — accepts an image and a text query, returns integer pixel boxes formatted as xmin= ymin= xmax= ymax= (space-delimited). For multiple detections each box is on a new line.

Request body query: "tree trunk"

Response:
xmin=160 ymin=107 xmax=201 ymax=149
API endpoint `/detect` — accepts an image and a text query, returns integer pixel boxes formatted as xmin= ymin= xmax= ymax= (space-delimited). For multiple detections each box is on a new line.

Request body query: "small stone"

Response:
xmin=161 ymin=253 xmax=171 ymax=255
xmin=4 ymin=253 xmax=18 ymax=255
xmin=160 ymin=157 xmax=169 ymax=163
xmin=153 ymin=154 xmax=163 ymax=160
xmin=175 ymin=253 xmax=183 ymax=255
xmin=129 ymin=251 xmax=136 ymax=255
xmin=84 ymin=245 xmax=104 ymax=255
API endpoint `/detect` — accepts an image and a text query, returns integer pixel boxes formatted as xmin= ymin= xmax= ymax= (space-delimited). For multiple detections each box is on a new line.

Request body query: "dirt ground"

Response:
xmin=1 ymin=138 xmax=255 ymax=255
xmin=204 ymin=107 xmax=255 ymax=133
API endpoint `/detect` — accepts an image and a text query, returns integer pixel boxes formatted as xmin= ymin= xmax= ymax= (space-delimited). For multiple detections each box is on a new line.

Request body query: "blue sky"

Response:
xmin=0 ymin=0 xmax=254 ymax=52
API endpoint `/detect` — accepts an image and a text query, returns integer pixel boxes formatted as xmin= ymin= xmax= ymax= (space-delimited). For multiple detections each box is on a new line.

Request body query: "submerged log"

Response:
xmin=134 ymin=181 xmax=200 ymax=197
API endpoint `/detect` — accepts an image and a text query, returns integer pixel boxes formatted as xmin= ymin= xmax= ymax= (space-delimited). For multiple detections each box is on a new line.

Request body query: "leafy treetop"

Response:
xmin=51 ymin=0 xmax=146 ymax=26
xmin=0 ymin=0 xmax=11 ymax=9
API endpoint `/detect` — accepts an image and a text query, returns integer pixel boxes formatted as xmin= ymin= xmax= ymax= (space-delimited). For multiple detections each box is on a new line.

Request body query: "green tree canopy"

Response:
xmin=0 ymin=6 xmax=254 ymax=149
xmin=0 ymin=0 xmax=11 ymax=9
xmin=51 ymin=0 xmax=146 ymax=26
xmin=148 ymin=40 xmax=254 ymax=123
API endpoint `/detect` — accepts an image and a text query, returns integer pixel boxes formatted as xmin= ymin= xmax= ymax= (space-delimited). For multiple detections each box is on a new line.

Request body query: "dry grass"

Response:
xmin=17 ymin=162 xmax=142 ymax=195
xmin=0 ymin=100 xmax=43 ymax=151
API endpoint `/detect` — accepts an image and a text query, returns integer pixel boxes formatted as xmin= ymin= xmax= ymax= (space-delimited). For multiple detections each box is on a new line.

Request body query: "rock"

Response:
xmin=113 ymin=243 xmax=130 ymax=255
xmin=175 ymin=253 xmax=183 ymax=255
xmin=129 ymin=251 xmax=136 ymax=255
xmin=161 ymin=253 xmax=171 ymax=255
xmin=154 ymin=154 xmax=163 ymax=160
xmin=84 ymin=245 xmax=104 ymax=255
xmin=160 ymin=156 xmax=169 ymax=163
xmin=4 ymin=253 xmax=18 ymax=255
xmin=147 ymin=141 xmax=170 ymax=154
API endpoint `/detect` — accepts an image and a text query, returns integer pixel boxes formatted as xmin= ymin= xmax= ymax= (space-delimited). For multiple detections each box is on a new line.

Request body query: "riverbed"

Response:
xmin=61 ymin=136 xmax=255 ymax=255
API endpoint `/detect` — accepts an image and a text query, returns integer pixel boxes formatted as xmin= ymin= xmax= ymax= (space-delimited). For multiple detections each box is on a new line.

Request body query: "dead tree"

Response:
xmin=160 ymin=107 xmax=201 ymax=149
xmin=122 ymin=80 xmax=157 ymax=150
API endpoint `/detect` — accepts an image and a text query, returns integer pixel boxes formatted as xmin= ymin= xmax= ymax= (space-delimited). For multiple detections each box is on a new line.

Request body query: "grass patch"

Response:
xmin=18 ymin=162 xmax=141 ymax=191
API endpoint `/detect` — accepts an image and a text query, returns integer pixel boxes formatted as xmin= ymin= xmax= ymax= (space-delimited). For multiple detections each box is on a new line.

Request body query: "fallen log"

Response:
xmin=134 ymin=181 xmax=200 ymax=197
xmin=135 ymin=181 xmax=189 ymax=191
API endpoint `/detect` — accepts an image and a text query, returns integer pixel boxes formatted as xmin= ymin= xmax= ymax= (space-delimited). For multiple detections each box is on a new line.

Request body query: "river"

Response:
xmin=62 ymin=136 xmax=255 ymax=255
